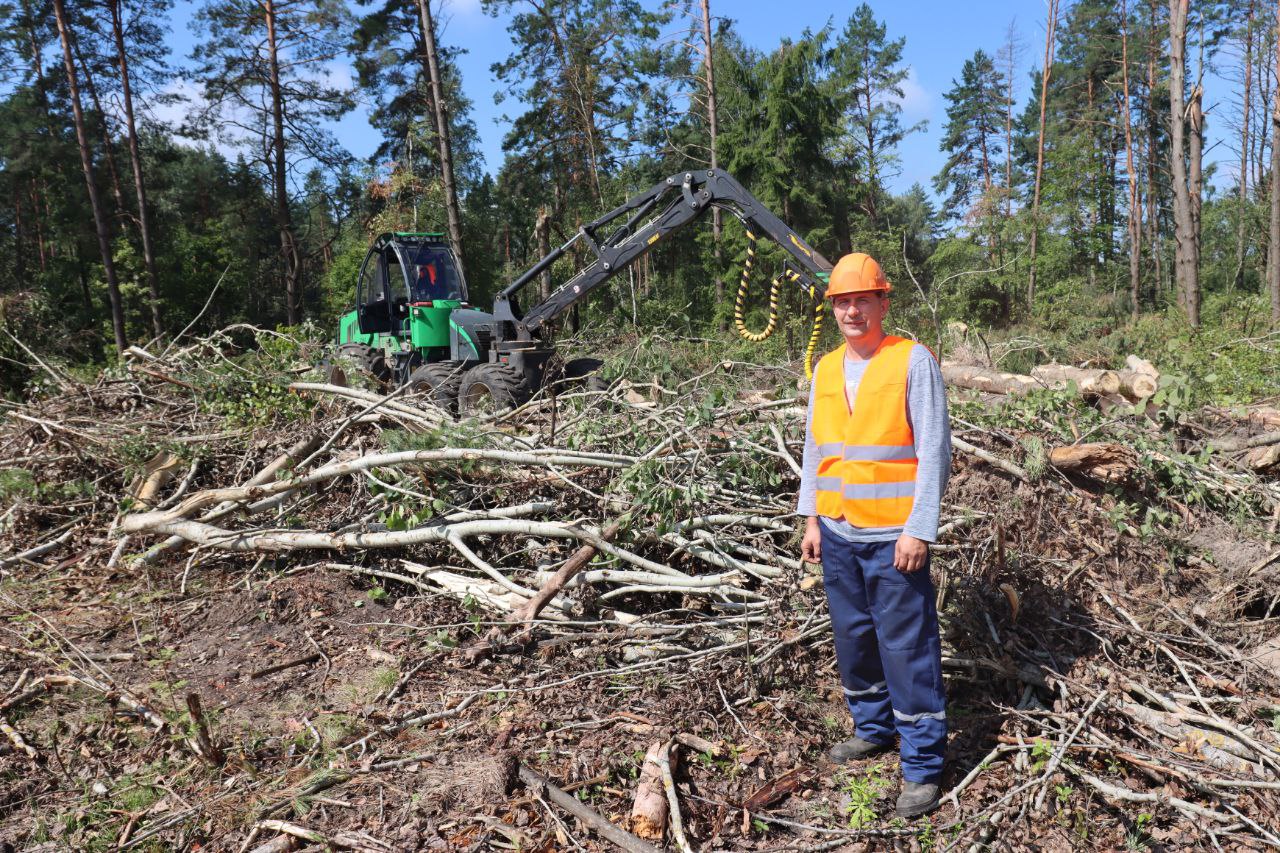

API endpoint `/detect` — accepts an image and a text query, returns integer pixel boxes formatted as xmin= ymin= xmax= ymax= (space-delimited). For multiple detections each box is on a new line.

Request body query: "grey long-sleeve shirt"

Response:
xmin=797 ymin=344 xmax=951 ymax=542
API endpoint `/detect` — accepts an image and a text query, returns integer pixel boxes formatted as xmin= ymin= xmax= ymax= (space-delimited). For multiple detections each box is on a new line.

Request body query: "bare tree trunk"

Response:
xmin=12 ymin=190 xmax=26 ymax=284
xmin=1270 ymin=0 xmax=1280 ymax=323
xmin=53 ymin=0 xmax=127 ymax=354
xmin=1169 ymin=0 xmax=1200 ymax=327
xmin=1121 ymin=0 xmax=1142 ymax=320
xmin=1147 ymin=0 xmax=1165 ymax=300
xmin=1234 ymin=0 xmax=1255 ymax=295
xmin=73 ymin=39 xmax=128 ymax=228
xmin=1189 ymin=83 xmax=1204 ymax=325
xmin=535 ymin=207 xmax=551 ymax=302
xmin=1002 ymin=19 xmax=1018 ymax=221
xmin=263 ymin=0 xmax=301 ymax=325
xmin=700 ymin=0 xmax=724 ymax=319
xmin=416 ymin=0 xmax=466 ymax=276
xmin=1027 ymin=0 xmax=1059 ymax=311
xmin=110 ymin=0 xmax=163 ymax=339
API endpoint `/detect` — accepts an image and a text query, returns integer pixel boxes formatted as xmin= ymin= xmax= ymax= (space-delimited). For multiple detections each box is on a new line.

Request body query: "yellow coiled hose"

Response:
xmin=733 ymin=230 xmax=779 ymax=342
xmin=804 ymin=297 xmax=824 ymax=380
xmin=733 ymin=228 xmax=827 ymax=379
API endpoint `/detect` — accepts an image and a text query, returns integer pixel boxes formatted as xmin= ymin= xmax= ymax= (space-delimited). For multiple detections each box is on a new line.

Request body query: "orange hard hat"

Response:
xmin=826 ymin=252 xmax=891 ymax=298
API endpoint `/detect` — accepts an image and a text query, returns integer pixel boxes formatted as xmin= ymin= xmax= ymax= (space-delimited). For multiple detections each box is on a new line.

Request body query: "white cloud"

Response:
xmin=896 ymin=67 xmax=931 ymax=122
xmin=144 ymin=78 xmax=260 ymax=160
xmin=442 ymin=0 xmax=483 ymax=16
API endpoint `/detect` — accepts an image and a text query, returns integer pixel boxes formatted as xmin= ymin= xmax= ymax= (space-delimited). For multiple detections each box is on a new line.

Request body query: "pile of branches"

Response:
xmin=2 ymin=326 xmax=1279 ymax=850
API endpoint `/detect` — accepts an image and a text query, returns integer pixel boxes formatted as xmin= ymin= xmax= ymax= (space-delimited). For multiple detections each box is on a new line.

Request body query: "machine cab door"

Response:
xmin=356 ymin=238 xmax=399 ymax=335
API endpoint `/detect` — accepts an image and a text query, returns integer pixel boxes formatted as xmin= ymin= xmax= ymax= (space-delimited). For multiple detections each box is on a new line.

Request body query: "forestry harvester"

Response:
xmin=333 ymin=170 xmax=835 ymax=414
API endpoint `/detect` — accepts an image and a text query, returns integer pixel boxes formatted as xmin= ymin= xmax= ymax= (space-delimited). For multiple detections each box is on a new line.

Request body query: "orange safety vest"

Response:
xmin=812 ymin=336 xmax=919 ymax=528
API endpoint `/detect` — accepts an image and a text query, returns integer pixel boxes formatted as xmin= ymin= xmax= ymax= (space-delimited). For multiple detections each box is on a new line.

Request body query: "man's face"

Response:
xmin=831 ymin=292 xmax=888 ymax=341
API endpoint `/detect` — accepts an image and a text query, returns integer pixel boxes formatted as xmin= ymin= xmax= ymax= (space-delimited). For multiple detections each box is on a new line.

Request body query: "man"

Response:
xmin=798 ymin=252 xmax=951 ymax=819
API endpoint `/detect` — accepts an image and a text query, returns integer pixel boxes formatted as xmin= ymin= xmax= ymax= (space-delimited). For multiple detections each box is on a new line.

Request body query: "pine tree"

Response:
xmin=831 ymin=4 xmax=922 ymax=224
xmin=190 ymin=0 xmax=355 ymax=325
xmin=53 ymin=0 xmax=128 ymax=353
xmin=485 ymin=0 xmax=670 ymax=210
xmin=934 ymin=50 xmax=1005 ymax=235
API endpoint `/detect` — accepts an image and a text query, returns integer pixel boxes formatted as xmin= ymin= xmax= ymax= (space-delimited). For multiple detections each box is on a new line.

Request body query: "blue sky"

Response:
xmin=159 ymin=0 xmax=1243 ymax=199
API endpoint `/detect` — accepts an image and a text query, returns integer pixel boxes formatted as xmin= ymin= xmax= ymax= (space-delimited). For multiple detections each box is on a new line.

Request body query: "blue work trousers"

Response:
xmin=820 ymin=525 xmax=946 ymax=783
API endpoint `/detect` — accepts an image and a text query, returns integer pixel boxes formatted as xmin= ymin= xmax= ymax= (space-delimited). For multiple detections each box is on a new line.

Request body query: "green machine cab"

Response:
xmin=335 ymin=233 xmax=493 ymax=389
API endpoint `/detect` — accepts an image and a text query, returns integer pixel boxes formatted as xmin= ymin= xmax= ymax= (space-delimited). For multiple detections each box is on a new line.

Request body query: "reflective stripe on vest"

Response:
xmin=810 ymin=336 xmax=919 ymax=528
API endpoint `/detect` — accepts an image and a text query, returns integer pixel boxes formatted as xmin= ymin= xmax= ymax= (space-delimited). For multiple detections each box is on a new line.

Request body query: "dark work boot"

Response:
xmin=827 ymin=737 xmax=891 ymax=764
xmin=896 ymin=781 xmax=941 ymax=818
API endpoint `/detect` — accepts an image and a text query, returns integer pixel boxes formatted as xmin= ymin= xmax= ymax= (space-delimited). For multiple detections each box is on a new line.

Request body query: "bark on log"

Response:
xmin=942 ymin=363 xmax=1040 ymax=395
xmin=629 ymin=741 xmax=669 ymax=841
xmin=1115 ymin=370 xmax=1159 ymax=400
xmin=1049 ymin=443 xmax=1139 ymax=482
xmin=134 ymin=452 xmax=182 ymax=508
xmin=1246 ymin=444 xmax=1280 ymax=470
xmin=1030 ymin=364 xmax=1121 ymax=395
xmin=1209 ymin=430 xmax=1280 ymax=452
xmin=1207 ymin=405 xmax=1280 ymax=430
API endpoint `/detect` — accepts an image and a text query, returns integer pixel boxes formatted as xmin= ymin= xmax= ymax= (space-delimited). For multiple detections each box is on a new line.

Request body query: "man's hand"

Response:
xmin=801 ymin=517 xmax=822 ymax=564
xmin=894 ymin=534 xmax=929 ymax=573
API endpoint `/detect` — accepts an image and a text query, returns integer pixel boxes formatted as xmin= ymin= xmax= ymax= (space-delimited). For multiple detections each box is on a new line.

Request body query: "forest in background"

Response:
xmin=1 ymin=0 xmax=1279 ymax=394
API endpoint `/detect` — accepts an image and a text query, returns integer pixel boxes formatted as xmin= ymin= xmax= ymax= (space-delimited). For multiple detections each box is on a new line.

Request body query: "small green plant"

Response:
xmin=915 ymin=817 xmax=936 ymax=849
xmin=1124 ymin=811 xmax=1154 ymax=851
xmin=1054 ymin=784 xmax=1073 ymax=808
xmin=1029 ymin=738 xmax=1053 ymax=772
xmin=840 ymin=762 xmax=890 ymax=829
xmin=1020 ymin=434 xmax=1048 ymax=480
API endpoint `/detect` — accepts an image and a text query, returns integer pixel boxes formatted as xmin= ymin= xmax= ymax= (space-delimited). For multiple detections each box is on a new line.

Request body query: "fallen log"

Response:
xmin=951 ymin=435 xmax=1029 ymax=481
xmin=1246 ymin=444 xmax=1280 ymax=471
xmin=1125 ymin=354 xmax=1159 ymax=377
xmin=1048 ymin=443 xmax=1139 ymax=482
xmin=134 ymin=432 xmax=323 ymax=565
xmin=1030 ymin=364 xmax=1121 ymax=396
xmin=1209 ymin=430 xmax=1280 ymax=453
xmin=942 ymin=363 xmax=1040 ymax=396
xmin=1207 ymin=405 xmax=1280 ymax=430
xmin=1115 ymin=370 xmax=1159 ymax=401
xmin=628 ymin=741 xmax=668 ymax=841
xmin=134 ymin=451 xmax=183 ymax=508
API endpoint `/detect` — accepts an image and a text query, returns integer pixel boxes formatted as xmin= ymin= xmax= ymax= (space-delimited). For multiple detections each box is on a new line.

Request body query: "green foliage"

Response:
xmin=194 ymin=326 xmax=323 ymax=426
xmin=0 ymin=467 xmax=95 ymax=505
xmin=839 ymin=762 xmax=890 ymax=829
xmin=1125 ymin=811 xmax=1154 ymax=851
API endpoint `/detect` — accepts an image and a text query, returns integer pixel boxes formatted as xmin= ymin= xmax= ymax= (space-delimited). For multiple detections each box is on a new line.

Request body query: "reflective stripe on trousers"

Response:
xmin=820 ymin=526 xmax=946 ymax=784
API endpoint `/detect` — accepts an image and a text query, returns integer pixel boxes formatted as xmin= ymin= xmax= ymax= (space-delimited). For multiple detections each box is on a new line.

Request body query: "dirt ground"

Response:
xmin=2 ymin=340 xmax=1279 ymax=851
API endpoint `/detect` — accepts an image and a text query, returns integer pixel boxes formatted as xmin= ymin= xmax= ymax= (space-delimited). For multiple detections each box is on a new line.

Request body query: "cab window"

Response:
xmin=407 ymin=246 xmax=462 ymax=302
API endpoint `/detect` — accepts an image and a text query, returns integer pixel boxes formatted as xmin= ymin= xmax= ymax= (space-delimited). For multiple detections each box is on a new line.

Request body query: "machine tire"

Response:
xmin=561 ymin=356 xmax=605 ymax=383
xmin=549 ymin=356 xmax=610 ymax=393
xmin=408 ymin=361 xmax=468 ymax=414
xmin=458 ymin=363 xmax=528 ymax=416
xmin=337 ymin=343 xmax=391 ymax=384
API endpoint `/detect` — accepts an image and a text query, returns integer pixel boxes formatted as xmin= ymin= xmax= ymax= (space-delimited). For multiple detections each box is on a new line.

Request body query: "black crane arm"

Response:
xmin=491 ymin=169 xmax=834 ymax=347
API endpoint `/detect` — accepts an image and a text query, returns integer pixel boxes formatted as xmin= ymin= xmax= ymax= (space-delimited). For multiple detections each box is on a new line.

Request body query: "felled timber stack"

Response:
xmin=943 ymin=354 xmax=1159 ymax=405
